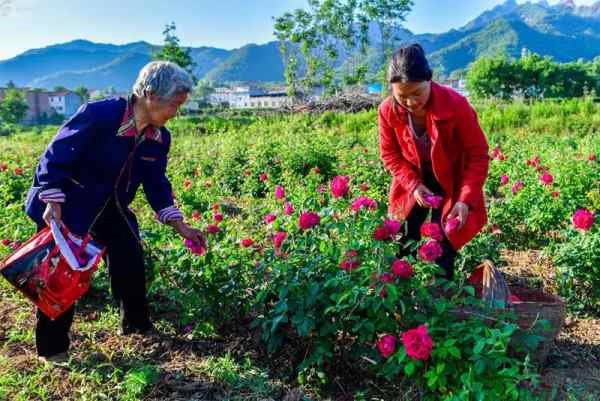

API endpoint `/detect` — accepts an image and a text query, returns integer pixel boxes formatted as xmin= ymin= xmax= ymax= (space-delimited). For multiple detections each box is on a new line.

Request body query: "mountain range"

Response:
xmin=2 ymin=0 xmax=600 ymax=90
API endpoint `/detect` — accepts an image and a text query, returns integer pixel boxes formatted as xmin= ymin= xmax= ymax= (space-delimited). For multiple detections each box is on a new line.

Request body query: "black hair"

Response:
xmin=387 ymin=43 xmax=433 ymax=83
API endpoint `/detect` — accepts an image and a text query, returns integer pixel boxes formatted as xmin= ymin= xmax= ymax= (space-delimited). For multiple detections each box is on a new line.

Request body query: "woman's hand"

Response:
xmin=43 ymin=202 xmax=62 ymax=226
xmin=413 ymin=183 xmax=434 ymax=208
xmin=169 ymin=220 xmax=206 ymax=246
xmin=447 ymin=202 xmax=469 ymax=231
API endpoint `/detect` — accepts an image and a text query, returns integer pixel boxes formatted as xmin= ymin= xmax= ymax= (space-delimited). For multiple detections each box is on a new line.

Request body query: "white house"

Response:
xmin=244 ymin=92 xmax=291 ymax=109
xmin=48 ymin=91 xmax=83 ymax=116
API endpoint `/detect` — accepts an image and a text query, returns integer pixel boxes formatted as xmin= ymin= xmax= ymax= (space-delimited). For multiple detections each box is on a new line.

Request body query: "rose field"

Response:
xmin=0 ymin=99 xmax=599 ymax=400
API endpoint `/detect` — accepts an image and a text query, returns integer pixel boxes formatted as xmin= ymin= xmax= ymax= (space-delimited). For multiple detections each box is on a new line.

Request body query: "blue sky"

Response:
xmin=0 ymin=0 xmax=597 ymax=60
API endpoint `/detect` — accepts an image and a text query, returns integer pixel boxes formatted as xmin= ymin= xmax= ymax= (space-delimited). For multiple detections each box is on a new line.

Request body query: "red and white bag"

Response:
xmin=0 ymin=220 xmax=105 ymax=320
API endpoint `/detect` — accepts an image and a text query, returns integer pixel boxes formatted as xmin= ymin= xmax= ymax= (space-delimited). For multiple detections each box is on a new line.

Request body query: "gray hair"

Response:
xmin=132 ymin=61 xmax=193 ymax=100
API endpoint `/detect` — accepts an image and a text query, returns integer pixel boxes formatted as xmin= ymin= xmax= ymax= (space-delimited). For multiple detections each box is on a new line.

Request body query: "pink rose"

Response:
xmin=351 ymin=196 xmax=378 ymax=212
xmin=540 ymin=171 xmax=554 ymax=185
xmin=420 ymin=222 xmax=444 ymax=241
xmin=377 ymin=334 xmax=397 ymax=358
xmin=273 ymin=231 xmax=287 ymax=248
xmin=299 ymin=212 xmax=320 ymax=230
xmin=184 ymin=238 xmax=206 ymax=256
xmin=331 ymin=175 xmax=350 ymax=198
xmin=391 ymin=259 xmax=414 ymax=279
xmin=444 ymin=217 xmax=461 ymax=233
xmin=423 ymin=194 xmax=443 ymax=209
xmin=213 ymin=212 xmax=224 ymax=223
xmin=500 ymin=174 xmax=509 ymax=186
xmin=284 ymin=201 xmax=295 ymax=216
xmin=264 ymin=213 xmax=277 ymax=224
xmin=401 ymin=325 xmax=433 ymax=361
xmin=511 ymin=181 xmax=524 ymax=195
xmin=383 ymin=219 xmax=402 ymax=236
xmin=572 ymin=209 xmax=595 ymax=231
xmin=418 ymin=240 xmax=443 ymax=262
xmin=275 ymin=185 xmax=285 ymax=200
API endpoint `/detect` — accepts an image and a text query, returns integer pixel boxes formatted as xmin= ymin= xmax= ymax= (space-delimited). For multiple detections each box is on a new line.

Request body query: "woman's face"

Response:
xmin=147 ymin=92 xmax=189 ymax=126
xmin=391 ymin=81 xmax=431 ymax=114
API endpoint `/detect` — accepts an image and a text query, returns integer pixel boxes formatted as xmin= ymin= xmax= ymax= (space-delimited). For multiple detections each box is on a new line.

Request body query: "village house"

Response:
xmin=0 ymin=87 xmax=83 ymax=124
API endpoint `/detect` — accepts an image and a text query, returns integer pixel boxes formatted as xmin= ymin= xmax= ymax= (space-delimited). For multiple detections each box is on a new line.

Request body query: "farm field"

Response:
xmin=0 ymin=100 xmax=599 ymax=400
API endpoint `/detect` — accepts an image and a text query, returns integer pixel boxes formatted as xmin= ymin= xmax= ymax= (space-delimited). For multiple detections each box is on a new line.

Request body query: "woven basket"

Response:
xmin=451 ymin=260 xmax=566 ymax=364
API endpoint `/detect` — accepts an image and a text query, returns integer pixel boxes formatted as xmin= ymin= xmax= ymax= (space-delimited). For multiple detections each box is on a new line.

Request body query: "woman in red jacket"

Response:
xmin=378 ymin=44 xmax=490 ymax=279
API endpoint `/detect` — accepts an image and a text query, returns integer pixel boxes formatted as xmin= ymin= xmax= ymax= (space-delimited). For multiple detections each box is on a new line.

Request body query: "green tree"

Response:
xmin=153 ymin=22 xmax=196 ymax=80
xmin=274 ymin=0 xmax=413 ymax=99
xmin=467 ymin=53 xmax=597 ymax=100
xmin=74 ymin=85 xmax=90 ymax=102
xmin=466 ymin=55 xmax=516 ymax=100
xmin=0 ymin=88 xmax=28 ymax=124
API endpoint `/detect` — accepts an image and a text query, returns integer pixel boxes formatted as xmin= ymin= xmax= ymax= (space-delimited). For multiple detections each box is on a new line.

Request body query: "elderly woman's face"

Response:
xmin=148 ymin=92 xmax=189 ymax=126
xmin=391 ymin=81 xmax=431 ymax=115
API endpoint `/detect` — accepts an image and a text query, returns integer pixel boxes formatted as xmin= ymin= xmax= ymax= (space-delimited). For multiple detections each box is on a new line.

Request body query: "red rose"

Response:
xmin=401 ymin=324 xmax=433 ymax=361
xmin=241 ymin=238 xmax=254 ymax=248
xmin=330 ymin=175 xmax=350 ymax=198
xmin=391 ymin=259 xmax=414 ymax=279
xmin=418 ymin=240 xmax=443 ymax=262
xmin=420 ymin=222 xmax=444 ymax=241
xmin=376 ymin=334 xmax=397 ymax=358
xmin=299 ymin=212 xmax=320 ymax=230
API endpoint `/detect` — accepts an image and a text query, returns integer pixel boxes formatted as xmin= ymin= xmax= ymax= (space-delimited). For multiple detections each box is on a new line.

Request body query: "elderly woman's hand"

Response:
xmin=169 ymin=220 xmax=206 ymax=246
xmin=43 ymin=202 xmax=62 ymax=227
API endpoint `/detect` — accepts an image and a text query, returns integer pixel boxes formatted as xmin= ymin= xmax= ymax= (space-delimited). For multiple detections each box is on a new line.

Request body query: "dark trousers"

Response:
xmin=36 ymin=198 xmax=151 ymax=357
xmin=397 ymin=166 xmax=457 ymax=280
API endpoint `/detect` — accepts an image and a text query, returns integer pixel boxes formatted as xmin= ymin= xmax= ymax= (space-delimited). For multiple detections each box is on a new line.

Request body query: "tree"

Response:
xmin=274 ymin=0 xmax=413 ymax=99
xmin=153 ymin=22 xmax=196 ymax=81
xmin=74 ymin=85 xmax=90 ymax=102
xmin=0 ymin=88 xmax=28 ymax=124
xmin=466 ymin=55 xmax=516 ymax=100
xmin=467 ymin=53 xmax=597 ymax=100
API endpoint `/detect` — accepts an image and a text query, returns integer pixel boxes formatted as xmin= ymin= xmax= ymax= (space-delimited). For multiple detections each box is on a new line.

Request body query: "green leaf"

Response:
xmin=404 ymin=361 xmax=415 ymax=377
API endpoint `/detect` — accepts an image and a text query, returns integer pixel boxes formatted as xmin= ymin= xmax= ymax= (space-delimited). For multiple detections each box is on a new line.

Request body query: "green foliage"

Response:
xmin=152 ymin=22 xmax=196 ymax=79
xmin=549 ymin=227 xmax=600 ymax=315
xmin=274 ymin=0 xmax=412 ymax=98
xmin=467 ymin=53 xmax=597 ymax=100
xmin=0 ymin=88 xmax=28 ymax=124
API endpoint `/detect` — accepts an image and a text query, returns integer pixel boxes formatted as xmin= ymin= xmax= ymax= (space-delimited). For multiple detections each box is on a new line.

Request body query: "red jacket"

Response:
xmin=378 ymin=82 xmax=490 ymax=250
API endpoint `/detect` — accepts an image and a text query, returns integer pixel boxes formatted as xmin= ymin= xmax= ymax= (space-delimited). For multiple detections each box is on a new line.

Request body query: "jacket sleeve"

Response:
xmin=36 ymin=103 xmax=97 ymax=203
xmin=141 ymin=133 xmax=183 ymax=224
xmin=378 ymin=103 xmax=421 ymax=194
xmin=455 ymin=100 xmax=490 ymax=209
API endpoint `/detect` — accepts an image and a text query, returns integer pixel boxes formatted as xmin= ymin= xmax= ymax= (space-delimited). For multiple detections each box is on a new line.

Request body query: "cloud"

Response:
xmin=0 ymin=0 xmax=13 ymax=16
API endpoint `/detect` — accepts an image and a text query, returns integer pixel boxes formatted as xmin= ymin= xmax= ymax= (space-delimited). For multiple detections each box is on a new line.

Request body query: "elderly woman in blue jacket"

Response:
xmin=25 ymin=61 xmax=205 ymax=363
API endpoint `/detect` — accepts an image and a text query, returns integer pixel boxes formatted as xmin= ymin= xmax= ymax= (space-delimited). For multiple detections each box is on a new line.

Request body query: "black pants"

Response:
xmin=36 ymin=198 xmax=151 ymax=357
xmin=397 ymin=166 xmax=457 ymax=280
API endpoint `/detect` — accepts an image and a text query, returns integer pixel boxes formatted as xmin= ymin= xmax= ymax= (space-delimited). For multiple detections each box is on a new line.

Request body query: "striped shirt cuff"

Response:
xmin=157 ymin=205 xmax=184 ymax=223
xmin=39 ymin=188 xmax=66 ymax=203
